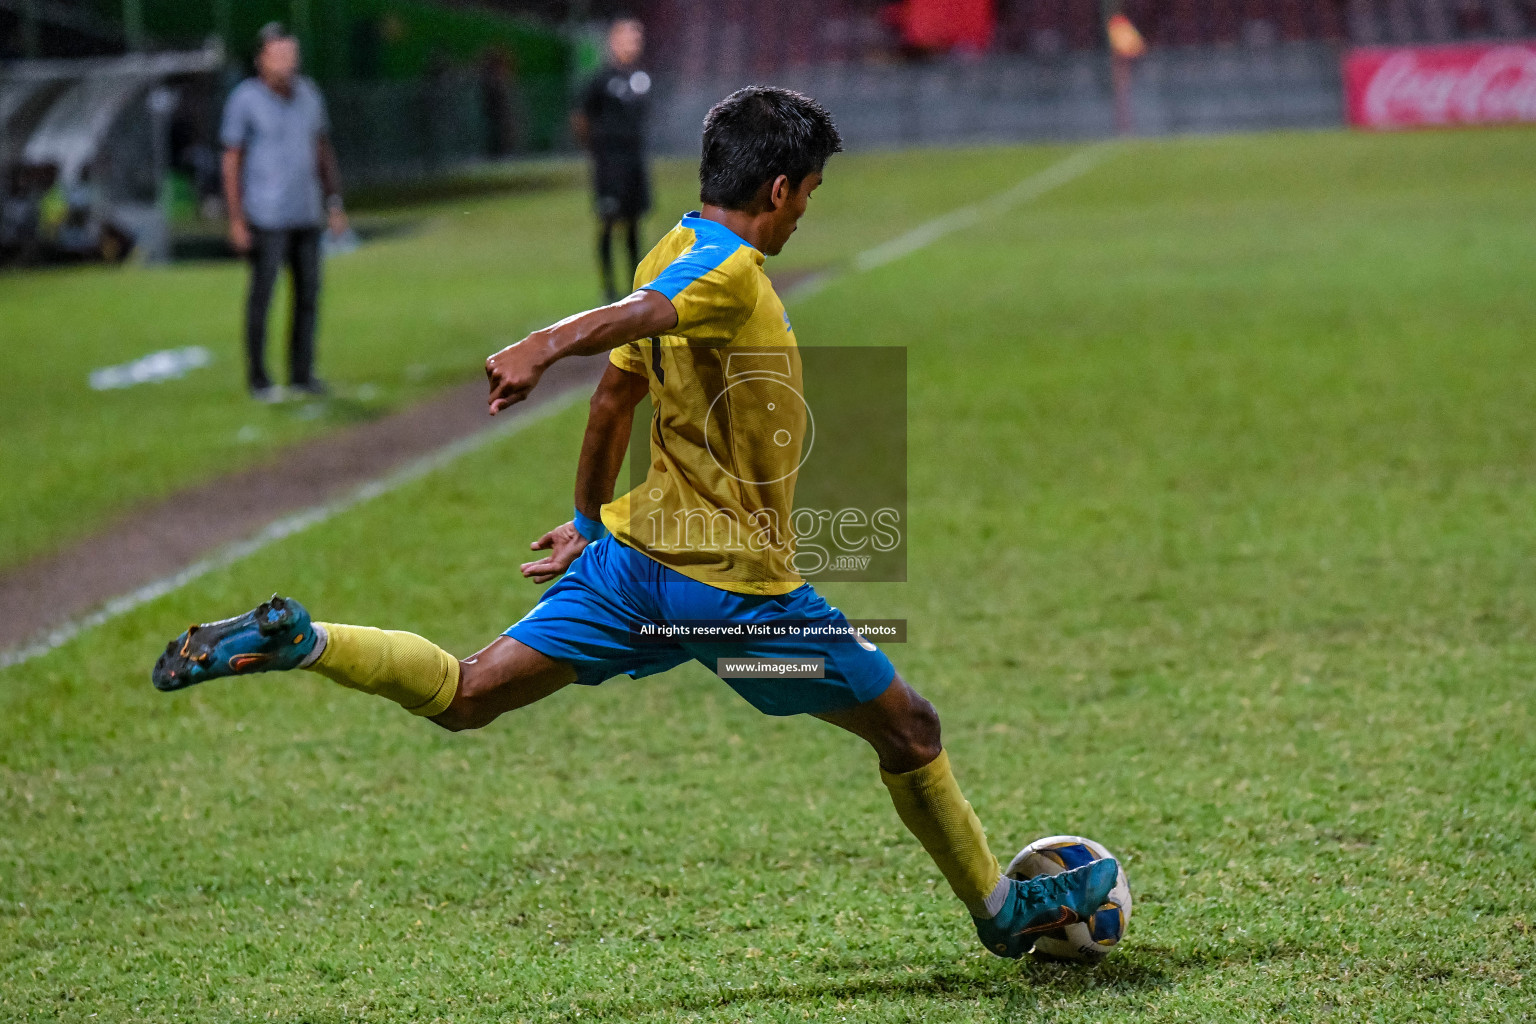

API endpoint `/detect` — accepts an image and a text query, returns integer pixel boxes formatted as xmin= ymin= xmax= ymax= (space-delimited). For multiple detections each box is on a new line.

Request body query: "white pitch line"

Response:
xmin=850 ymin=143 xmax=1114 ymax=274
xmin=0 ymin=390 xmax=585 ymax=671
xmin=2 ymin=144 xmax=1114 ymax=671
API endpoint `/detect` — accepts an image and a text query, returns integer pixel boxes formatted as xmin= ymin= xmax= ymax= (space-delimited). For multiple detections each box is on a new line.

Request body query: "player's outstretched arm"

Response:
xmin=521 ymin=363 xmax=648 ymax=583
xmin=486 ymin=289 xmax=676 ymax=415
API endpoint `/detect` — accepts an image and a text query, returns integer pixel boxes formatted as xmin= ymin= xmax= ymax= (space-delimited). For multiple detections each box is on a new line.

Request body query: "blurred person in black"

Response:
xmin=221 ymin=22 xmax=347 ymax=402
xmin=572 ymin=18 xmax=651 ymax=302
xmin=480 ymin=47 xmax=521 ymax=158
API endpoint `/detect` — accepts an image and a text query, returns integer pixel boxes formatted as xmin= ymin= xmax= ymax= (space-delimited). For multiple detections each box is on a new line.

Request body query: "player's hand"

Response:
xmin=486 ymin=336 xmax=551 ymax=415
xmin=327 ymin=207 xmax=349 ymax=239
xmin=520 ymin=522 xmax=589 ymax=584
xmin=228 ymin=218 xmax=251 ymax=254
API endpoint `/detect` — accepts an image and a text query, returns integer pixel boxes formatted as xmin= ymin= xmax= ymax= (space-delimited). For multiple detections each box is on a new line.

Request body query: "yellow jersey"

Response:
xmin=603 ymin=212 xmax=806 ymax=595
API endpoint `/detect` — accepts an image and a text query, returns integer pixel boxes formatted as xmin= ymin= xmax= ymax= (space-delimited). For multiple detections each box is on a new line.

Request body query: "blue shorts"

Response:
xmin=505 ymin=536 xmax=895 ymax=716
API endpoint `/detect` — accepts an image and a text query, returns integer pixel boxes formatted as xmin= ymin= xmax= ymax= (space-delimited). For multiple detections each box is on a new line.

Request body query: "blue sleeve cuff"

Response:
xmin=644 ymin=241 xmax=734 ymax=300
xmin=572 ymin=507 xmax=607 ymax=542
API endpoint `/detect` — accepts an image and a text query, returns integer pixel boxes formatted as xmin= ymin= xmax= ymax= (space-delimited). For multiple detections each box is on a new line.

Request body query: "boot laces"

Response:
xmin=1019 ymin=868 xmax=1079 ymax=908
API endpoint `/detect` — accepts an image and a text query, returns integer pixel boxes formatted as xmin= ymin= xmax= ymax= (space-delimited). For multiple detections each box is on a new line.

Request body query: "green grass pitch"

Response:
xmin=3 ymin=128 xmax=1535 ymax=1021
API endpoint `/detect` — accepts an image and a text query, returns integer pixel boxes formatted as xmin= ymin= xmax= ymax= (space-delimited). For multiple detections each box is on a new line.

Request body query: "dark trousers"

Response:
xmin=245 ymin=226 xmax=321 ymax=390
xmin=598 ymin=216 xmax=640 ymax=303
xmin=591 ymin=147 xmax=649 ymax=302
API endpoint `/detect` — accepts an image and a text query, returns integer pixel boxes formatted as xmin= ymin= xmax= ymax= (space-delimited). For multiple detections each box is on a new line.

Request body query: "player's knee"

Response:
xmin=893 ymin=692 xmax=943 ymax=765
xmin=431 ymin=694 xmax=483 ymax=732
xmin=871 ymin=678 xmax=942 ymax=768
xmin=432 ymin=661 xmax=499 ymax=732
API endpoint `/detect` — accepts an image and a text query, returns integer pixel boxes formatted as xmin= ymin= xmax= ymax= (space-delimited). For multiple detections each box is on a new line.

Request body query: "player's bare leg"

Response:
xmin=818 ymin=673 xmax=1119 ymax=959
xmin=815 ymin=672 xmax=940 ymax=772
xmin=431 ymin=636 xmax=576 ymax=732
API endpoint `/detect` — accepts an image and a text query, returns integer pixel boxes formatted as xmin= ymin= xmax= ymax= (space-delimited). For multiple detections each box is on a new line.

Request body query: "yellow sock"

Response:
xmin=306 ymin=623 xmax=459 ymax=717
xmin=881 ymin=749 xmax=1006 ymax=917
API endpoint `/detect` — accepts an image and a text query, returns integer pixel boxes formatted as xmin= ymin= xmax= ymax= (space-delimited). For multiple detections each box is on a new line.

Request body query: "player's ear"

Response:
xmin=768 ymin=174 xmax=791 ymax=211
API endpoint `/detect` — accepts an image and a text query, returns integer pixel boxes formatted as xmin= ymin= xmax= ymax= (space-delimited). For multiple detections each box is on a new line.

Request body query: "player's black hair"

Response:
xmin=255 ymin=21 xmax=293 ymax=52
xmin=699 ymin=87 xmax=843 ymax=211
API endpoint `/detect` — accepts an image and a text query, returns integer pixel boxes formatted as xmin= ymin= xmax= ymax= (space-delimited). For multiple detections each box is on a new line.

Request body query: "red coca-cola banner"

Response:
xmin=1344 ymin=43 xmax=1536 ymax=129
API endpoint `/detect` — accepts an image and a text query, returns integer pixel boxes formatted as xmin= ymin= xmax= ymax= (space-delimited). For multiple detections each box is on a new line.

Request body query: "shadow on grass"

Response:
xmin=291 ymin=394 xmax=396 ymax=426
xmin=168 ymin=167 xmax=580 ymax=263
xmin=348 ymin=169 xmax=581 ymax=211
xmin=169 ymin=219 xmax=426 ymax=263
xmin=570 ymin=939 xmax=1306 ymax=1019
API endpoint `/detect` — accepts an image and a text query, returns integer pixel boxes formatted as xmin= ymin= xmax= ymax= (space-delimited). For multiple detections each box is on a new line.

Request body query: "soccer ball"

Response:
xmin=1005 ymin=835 xmax=1131 ymax=963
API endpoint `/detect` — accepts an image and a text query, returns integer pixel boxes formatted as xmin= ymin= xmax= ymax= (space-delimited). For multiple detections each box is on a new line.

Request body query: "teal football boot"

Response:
xmin=152 ymin=594 xmax=316 ymax=692
xmin=974 ymin=857 xmax=1120 ymax=959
